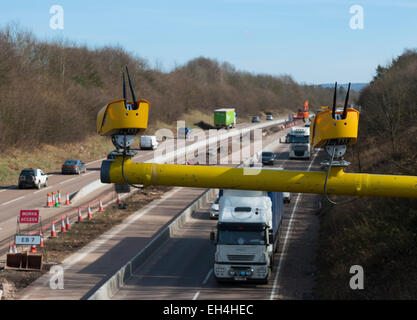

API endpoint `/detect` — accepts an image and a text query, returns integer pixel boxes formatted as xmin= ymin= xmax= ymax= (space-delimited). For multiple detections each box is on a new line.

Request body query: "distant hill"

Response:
xmin=319 ymin=83 xmax=368 ymax=92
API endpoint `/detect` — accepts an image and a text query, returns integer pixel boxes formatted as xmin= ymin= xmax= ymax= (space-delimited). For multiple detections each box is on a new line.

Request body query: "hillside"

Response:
xmin=0 ymin=25 xmax=335 ymax=154
xmin=316 ymin=49 xmax=417 ymax=299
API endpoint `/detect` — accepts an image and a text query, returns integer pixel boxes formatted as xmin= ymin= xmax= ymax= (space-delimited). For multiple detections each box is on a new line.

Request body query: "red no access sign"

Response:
xmin=19 ymin=210 xmax=40 ymax=224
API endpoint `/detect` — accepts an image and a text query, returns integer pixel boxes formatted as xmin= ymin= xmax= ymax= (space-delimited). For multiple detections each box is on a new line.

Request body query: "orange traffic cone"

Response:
xmin=12 ymin=242 xmax=17 ymax=253
xmin=99 ymin=199 xmax=104 ymax=212
xmin=57 ymin=190 xmax=62 ymax=204
xmin=60 ymin=216 xmax=66 ymax=233
xmin=66 ymin=215 xmax=71 ymax=230
xmin=30 ymin=245 xmax=37 ymax=253
xmin=52 ymin=192 xmax=56 ymax=206
xmin=47 ymin=193 xmax=52 ymax=207
xmin=117 ymin=194 xmax=121 ymax=205
xmin=87 ymin=205 xmax=92 ymax=220
xmin=51 ymin=221 xmax=57 ymax=238
xmin=65 ymin=193 xmax=70 ymax=205
xmin=39 ymin=231 xmax=44 ymax=248
xmin=77 ymin=207 xmax=82 ymax=222
xmin=8 ymin=242 xmax=13 ymax=253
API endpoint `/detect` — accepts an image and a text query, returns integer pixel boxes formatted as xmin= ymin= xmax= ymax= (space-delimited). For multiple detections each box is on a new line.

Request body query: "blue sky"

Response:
xmin=1 ymin=0 xmax=416 ymax=84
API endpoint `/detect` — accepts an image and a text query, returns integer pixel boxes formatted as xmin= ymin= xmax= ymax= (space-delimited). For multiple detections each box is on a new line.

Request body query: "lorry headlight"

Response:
xmin=229 ymin=271 xmax=236 ymax=276
xmin=215 ymin=266 xmax=225 ymax=274
xmin=245 ymin=271 xmax=252 ymax=276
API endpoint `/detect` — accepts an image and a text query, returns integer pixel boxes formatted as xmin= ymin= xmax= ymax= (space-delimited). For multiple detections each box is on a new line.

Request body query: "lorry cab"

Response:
xmin=288 ymin=127 xmax=311 ymax=160
xmin=212 ymin=189 xmax=283 ymax=284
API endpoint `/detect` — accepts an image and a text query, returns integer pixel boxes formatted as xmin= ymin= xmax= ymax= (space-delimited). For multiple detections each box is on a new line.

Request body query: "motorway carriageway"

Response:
xmin=16 ymin=122 xmax=306 ymax=300
xmin=110 ymin=134 xmax=325 ymax=300
xmin=0 ymin=117 xmax=289 ymax=256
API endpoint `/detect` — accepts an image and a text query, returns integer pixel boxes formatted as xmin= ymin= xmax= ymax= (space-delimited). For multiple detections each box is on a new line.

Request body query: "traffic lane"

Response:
xmin=0 ymin=120 xmax=291 ymax=238
xmin=0 ymin=180 xmax=115 ymax=249
xmin=198 ymin=150 xmax=325 ymax=299
xmin=112 ymin=131 xmax=302 ymax=300
xmin=112 ymin=205 xmax=217 ymax=300
xmin=0 ymin=118 xmax=289 ymax=204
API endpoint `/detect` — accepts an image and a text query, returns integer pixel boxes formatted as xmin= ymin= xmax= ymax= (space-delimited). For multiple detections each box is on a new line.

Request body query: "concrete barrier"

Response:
xmin=70 ymin=179 xmax=108 ymax=204
xmin=88 ymin=188 xmax=217 ymax=300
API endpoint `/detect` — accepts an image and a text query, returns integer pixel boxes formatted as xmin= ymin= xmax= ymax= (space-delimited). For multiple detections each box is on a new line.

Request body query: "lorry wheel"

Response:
xmin=37 ymin=182 xmax=41 ymax=189
xmin=44 ymin=180 xmax=48 ymax=187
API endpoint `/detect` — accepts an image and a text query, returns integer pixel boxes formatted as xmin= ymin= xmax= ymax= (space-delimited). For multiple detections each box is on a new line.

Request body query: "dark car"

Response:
xmin=261 ymin=151 xmax=275 ymax=165
xmin=252 ymin=116 xmax=260 ymax=123
xmin=62 ymin=159 xmax=86 ymax=175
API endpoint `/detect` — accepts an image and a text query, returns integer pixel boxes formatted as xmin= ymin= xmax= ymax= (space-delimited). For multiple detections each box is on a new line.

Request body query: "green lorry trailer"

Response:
xmin=214 ymin=108 xmax=236 ymax=129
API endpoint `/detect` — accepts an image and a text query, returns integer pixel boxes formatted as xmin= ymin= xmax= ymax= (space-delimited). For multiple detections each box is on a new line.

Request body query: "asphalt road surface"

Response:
xmin=112 ymin=136 xmax=326 ymax=300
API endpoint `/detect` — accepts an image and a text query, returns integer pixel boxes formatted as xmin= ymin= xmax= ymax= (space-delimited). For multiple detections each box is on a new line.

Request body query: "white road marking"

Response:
xmin=34 ymin=186 xmax=51 ymax=194
xmin=0 ymin=189 xmax=6 ymax=193
xmin=1 ymin=196 xmax=25 ymax=206
xmin=202 ymin=268 xmax=213 ymax=285
xmin=59 ymin=177 xmax=77 ymax=185
xmin=85 ymin=158 xmax=106 ymax=166
xmin=193 ymin=266 xmax=213 ymax=300
xmin=84 ymin=171 xmax=94 ymax=176
xmin=269 ymin=150 xmax=318 ymax=300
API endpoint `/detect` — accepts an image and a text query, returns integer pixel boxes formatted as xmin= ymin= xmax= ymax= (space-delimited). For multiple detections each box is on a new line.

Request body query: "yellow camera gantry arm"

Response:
xmin=97 ymin=78 xmax=417 ymax=199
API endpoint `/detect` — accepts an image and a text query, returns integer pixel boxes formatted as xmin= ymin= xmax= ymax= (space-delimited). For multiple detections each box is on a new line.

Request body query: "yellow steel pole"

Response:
xmin=102 ymin=158 xmax=417 ymax=198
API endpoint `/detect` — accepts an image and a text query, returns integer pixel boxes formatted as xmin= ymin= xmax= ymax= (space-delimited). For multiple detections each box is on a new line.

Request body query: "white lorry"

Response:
xmin=210 ymin=189 xmax=284 ymax=284
xmin=140 ymin=135 xmax=158 ymax=150
xmin=288 ymin=126 xmax=310 ymax=159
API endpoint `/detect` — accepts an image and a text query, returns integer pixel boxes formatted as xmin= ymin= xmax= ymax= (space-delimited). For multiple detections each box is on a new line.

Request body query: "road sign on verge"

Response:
xmin=19 ymin=210 xmax=40 ymax=224
xmin=15 ymin=235 xmax=41 ymax=245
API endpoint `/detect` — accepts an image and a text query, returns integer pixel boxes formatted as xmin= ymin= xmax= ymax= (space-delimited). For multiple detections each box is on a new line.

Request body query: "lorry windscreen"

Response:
xmin=218 ymin=230 xmax=266 ymax=245
xmin=289 ymin=136 xmax=309 ymax=143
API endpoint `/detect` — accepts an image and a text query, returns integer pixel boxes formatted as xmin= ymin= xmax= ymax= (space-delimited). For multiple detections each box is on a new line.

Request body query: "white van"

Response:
xmin=140 ymin=136 xmax=158 ymax=150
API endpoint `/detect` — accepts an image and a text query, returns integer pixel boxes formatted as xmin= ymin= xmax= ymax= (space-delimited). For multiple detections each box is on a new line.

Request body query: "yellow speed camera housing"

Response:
xmin=97 ymin=99 xmax=150 ymax=136
xmin=310 ymin=108 xmax=359 ymax=148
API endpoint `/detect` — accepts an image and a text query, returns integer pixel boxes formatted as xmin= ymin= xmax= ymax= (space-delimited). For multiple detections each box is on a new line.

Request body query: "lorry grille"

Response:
xmin=227 ymin=255 xmax=255 ymax=261
xmin=294 ymin=150 xmax=305 ymax=156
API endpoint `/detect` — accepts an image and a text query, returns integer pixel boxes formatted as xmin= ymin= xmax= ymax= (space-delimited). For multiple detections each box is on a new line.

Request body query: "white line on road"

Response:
xmin=193 ymin=267 xmax=213 ymax=300
xmin=34 ymin=186 xmax=52 ymax=194
xmin=1 ymin=196 xmax=25 ymax=206
xmin=85 ymin=158 xmax=106 ymax=166
xmin=59 ymin=177 xmax=78 ymax=185
xmin=202 ymin=268 xmax=213 ymax=285
xmin=269 ymin=151 xmax=319 ymax=300
xmin=0 ymin=189 xmax=6 ymax=193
